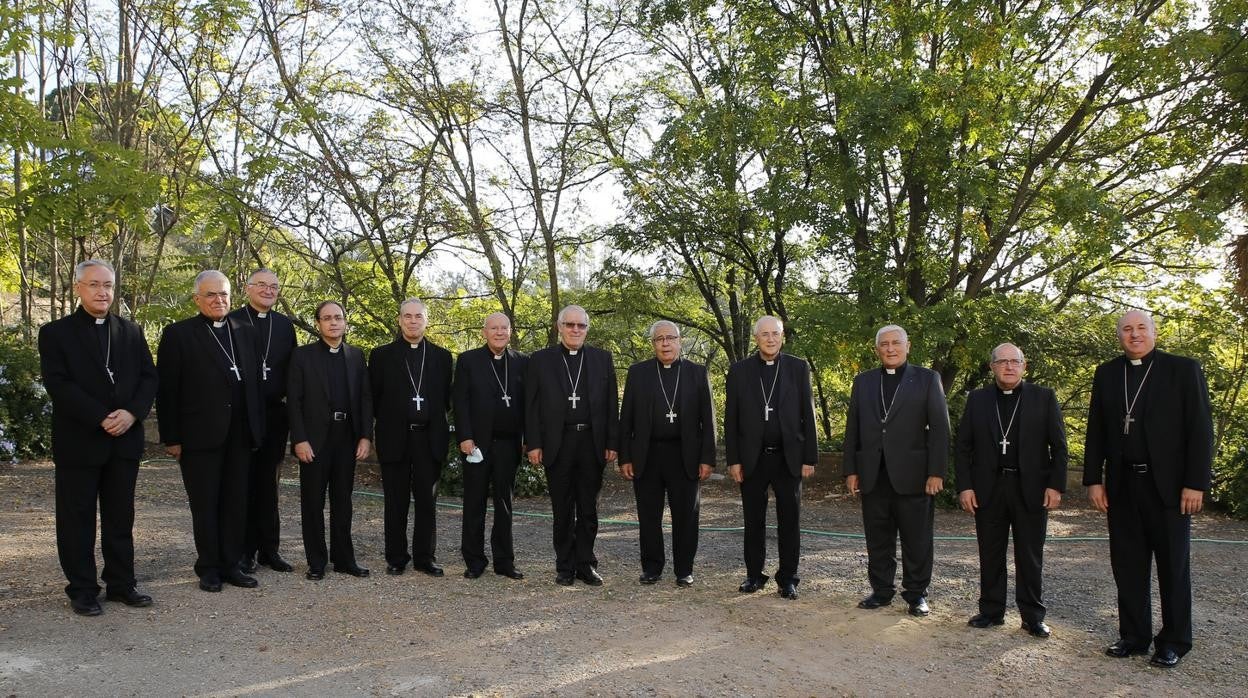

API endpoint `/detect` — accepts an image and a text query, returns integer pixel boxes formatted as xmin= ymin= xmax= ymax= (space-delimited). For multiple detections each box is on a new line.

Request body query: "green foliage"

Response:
xmin=0 ymin=330 xmax=52 ymax=462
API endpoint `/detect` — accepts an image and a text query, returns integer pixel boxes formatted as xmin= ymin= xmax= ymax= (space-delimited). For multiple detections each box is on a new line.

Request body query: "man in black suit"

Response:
xmin=453 ymin=312 xmax=528 ymax=580
xmin=619 ymin=321 xmax=715 ymax=588
xmin=288 ymin=301 xmax=373 ymax=580
xmin=38 ymin=259 xmax=158 ymax=616
xmin=525 ymin=305 xmax=619 ymax=586
xmin=369 ymin=298 xmax=453 ymax=577
xmin=157 ymin=270 xmax=265 ymax=593
xmin=724 ymin=315 xmax=817 ymax=600
xmin=1084 ymin=310 xmax=1213 ymax=669
xmin=955 ymin=342 xmax=1067 ymax=638
xmin=843 ymin=324 xmax=949 ymax=616
xmin=230 ymin=269 xmax=296 ymax=574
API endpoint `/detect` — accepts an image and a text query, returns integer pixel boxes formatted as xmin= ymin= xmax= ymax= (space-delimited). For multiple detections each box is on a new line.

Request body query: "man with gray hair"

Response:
xmin=39 ymin=260 xmax=158 ymax=615
xmin=843 ymin=324 xmax=949 ymax=616
xmin=157 ymin=270 xmax=266 ymax=592
xmin=618 ymin=320 xmax=716 ymax=587
xmin=955 ymin=342 xmax=1067 ymax=638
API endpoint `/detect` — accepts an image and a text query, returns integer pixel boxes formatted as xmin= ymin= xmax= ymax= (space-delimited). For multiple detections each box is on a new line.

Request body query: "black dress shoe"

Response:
xmin=199 ymin=576 xmax=223 ymax=593
xmin=968 ymin=613 xmax=1004 ymax=628
xmin=1105 ymin=640 xmax=1149 ymax=658
xmin=258 ymin=552 xmax=294 ymax=573
xmin=106 ymin=588 xmax=153 ymax=607
xmin=239 ymin=555 xmax=257 ymax=574
xmin=907 ymin=597 xmax=931 ymax=616
xmin=225 ymin=570 xmax=259 ymax=588
xmin=414 ymin=562 xmax=445 ymax=577
xmin=70 ymin=596 xmax=103 ymax=616
xmin=576 ymin=568 xmax=603 ymax=586
xmin=495 ymin=569 xmax=525 ymax=580
xmin=386 ymin=564 xmax=405 ymax=576
xmin=464 ymin=568 xmax=484 ymax=579
xmin=857 ymin=593 xmax=892 ymax=609
xmin=305 ymin=568 xmax=325 ymax=581
xmin=779 ymin=582 xmax=798 ymax=600
xmin=738 ymin=576 xmax=768 ymax=593
xmin=638 ymin=573 xmax=661 ymax=585
xmin=1021 ymin=620 xmax=1051 ymax=638
xmin=555 ymin=573 xmax=575 ymax=586
xmin=334 ymin=564 xmax=370 ymax=578
xmin=1149 ymin=648 xmax=1180 ymax=668
xmin=676 ymin=575 xmax=693 ymax=588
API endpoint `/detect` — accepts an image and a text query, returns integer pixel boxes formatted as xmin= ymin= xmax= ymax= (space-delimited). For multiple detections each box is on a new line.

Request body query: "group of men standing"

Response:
xmin=39 ymin=261 xmax=1214 ymax=668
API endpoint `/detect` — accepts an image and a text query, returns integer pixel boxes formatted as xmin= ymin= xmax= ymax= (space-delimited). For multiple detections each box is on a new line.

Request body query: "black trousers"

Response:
xmin=460 ymin=436 xmax=521 ymax=574
xmin=545 ymin=429 xmax=603 ymax=576
xmin=179 ymin=411 xmax=251 ymax=580
xmin=244 ymin=402 xmax=288 ymax=560
xmin=634 ymin=441 xmax=700 ymax=578
xmin=300 ymin=422 xmax=358 ymax=571
xmin=740 ymin=450 xmax=801 ymax=585
xmin=381 ymin=429 xmax=442 ymax=567
xmin=54 ymin=454 xmax=139 ymax=600
xmin=861 ymin=465 xmax=933 ymax=603
xmin=1108 ymin=468 xmax=1193 ymax=655
xmin=974 ymin=472 xmax=1047 ymax=622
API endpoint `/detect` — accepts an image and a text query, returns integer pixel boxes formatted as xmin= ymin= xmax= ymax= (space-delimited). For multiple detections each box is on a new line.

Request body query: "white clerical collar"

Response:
xmin=329 ymin=346 xmax=340 ymax=353
xmin=409 ymin=340 xmax=422 ymax=349
xmin=256 ymin=311 xmax=267 ymax=318
xmin=567 ymin=349 xmax=579 ymax=356
xmin=1129 ymin=358 xmax=1143 ymax=366
xmin=94 ymin=317 xmax=106 ymax=325
xmin=212 ymin=320 xmax=226 ymax=329
xmin=661 ymin=360 xmax=676 ymax=368
xmin=492 ymin=351 xmax=504 ymax=360
xmin=885 ymin=368 xmax=896 ymax=375
xmin=1002 ymin=389 xmax=1014 ymax=394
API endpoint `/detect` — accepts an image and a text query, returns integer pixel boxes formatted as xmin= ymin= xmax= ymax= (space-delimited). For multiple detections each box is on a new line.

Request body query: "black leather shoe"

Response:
xmin=198 ymin=576 xmax=223 ymax=593
xmin=225 ymin=570 xmax=259 ymax=588
xmin=258 ymin=552 xmax=294 ymax=572
xmin=495 ymin=569 xmax=525 ymax=580
xmin=1105 ymin=640 xmax=1149 ymax=658
xmin=239 ymin=555 xmax=257 ymax=574
xmin=386 ymin=564 xmax=405 ymax=576
xmin=1022 ymin=620 xmax=1051 ymax=638
xmin=639 ymin=573 xmax=661 ymax=585
xmin=106 ymin=588 xmax=153 ymax=607
xmin=907 ymin=597 xmax=931 ymax=616
xmin=414 ymin=562 xmax=445 ymax=577
xmin=738 ymin=576 xmax=768 ymax=593
xmin=334 ymin=564 xmax=370 ymax=578
xmin=1149 ymin=648 xmax=1180 ymax=668
xmin=857 ymin=593 xmax=892 ymax=609
xmin=555 ymin=573 xmax=574 ymax=586
xmin=305 ymin=568 xmax=325 ymax=581
xmin=676 ymin=575 xmax=694 ymax=587
xmin=464 ymin=568 xmax=484 ymax=579
xmin=70 ymin=596 xmax=103 ymax=616
xmin=576 ymin=568 xmax=603 ymax=586
xmin=968 ymin=613 xmax=1004 ymax=628
xmin=779 ymin=582 xmax=798 ymax=600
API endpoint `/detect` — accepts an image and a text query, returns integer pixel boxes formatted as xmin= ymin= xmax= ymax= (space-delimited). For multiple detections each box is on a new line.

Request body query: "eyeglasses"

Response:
xmin=561 ymin=322 xmax=588 ymax=330
xmin=652 ymin=335 xmax=680 ymax=344
xmin=248 ymin=282 xmax=280 ymax=292
xmin=199 ymin=291 xmax=230 ymax=300
xmin=991 ymin=358 xmax=1024 ymax=367
xmin=78 ymin=281 xmax=115 ymax=292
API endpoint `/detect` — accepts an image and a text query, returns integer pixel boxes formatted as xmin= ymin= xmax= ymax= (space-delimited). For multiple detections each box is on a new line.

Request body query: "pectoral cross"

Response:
xmin=261 ymin=362 xmax=270 ymax=381
xmin=413 ymin=394 xmax=425 ymax=410
xmin=764 ymin=404 xmax=773 ymax=421
xmin=229 ymin=364 xmax=241 ymax=381
xmin=666 ymin=410 xmax=677 ymax=424
xmin=999 ymin=435 xmax=1010 ymax=455
xmin=106 ymin=367 xmax=114 ymax=384
xmin=1122 ymin=414 xmax=1134 ymax=435
xmin=568 ymin=393 xmax=580 ymax=409
xmin=501 ymin=394 xmax=512 ymax=407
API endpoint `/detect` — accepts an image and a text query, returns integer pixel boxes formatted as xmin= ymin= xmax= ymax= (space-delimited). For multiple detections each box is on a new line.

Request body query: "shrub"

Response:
xmin=0 ymin=330 xmax=53 ymax=462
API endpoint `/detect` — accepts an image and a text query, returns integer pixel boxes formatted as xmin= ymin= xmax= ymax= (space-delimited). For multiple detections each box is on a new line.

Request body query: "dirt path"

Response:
xmin=2 ymin=459 xmax=1246 ymax=696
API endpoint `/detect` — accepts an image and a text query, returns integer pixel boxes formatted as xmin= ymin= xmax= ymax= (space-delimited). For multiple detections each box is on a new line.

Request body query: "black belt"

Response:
xmin=564 ymin=423 xmax=592 ymax=432
xmin=408 ymin=423 xmax=429 ymax=431
xmin=761 ymin=445 xmax=783 ymax=455
xmin=999 ymin=466 xmax=1019 ymax=474
xmin=332 ymin=411 xmax=349 ymax=422
xmin=1127 ymin=462 xmax=1149 ymax=473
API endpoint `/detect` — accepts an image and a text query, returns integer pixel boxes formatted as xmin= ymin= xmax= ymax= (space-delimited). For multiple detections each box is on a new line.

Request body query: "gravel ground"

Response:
xmin=1 ymin=455 xmax=1246 ymax=697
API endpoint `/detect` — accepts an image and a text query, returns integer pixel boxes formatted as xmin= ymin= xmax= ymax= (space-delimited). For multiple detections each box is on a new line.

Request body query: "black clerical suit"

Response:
xmin=842 ymin=363 xmax=949 ymax=604
xmin=619 ymin=358 xmax=716 ymax=579
xmin=157 ymin=314 xmax=265 ymax=583
xmin=369 ymin=337 xmax=453 ymax=569
xmin=955 ymin=382 xmax=1067 ymax=624
xmin=524 ymin=344 xmax=619 ymax=577
xmin=38 ymin=307 xmax=158 ymax=603
xmin=229 ymin=305 xmax=296 ymax=564
xmin=288 ymin=340 xmax=373 ymax=572
xmin=452 ymin=345 xmax=528 ymax=575
xmin=724 ymin=353 xmax=818 ymax=587
xmin=1084 ymin=349 xmax=1213 ymax=657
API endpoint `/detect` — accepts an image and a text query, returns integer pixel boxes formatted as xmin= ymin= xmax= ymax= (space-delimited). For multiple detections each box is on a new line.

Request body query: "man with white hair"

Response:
xmin=1084 ymin=310 xmax=1213 ymax=668
xmin=157 ymin=270 xmax=266 ymax=592
xmin=843 ymin=324 xmax=949 ymax=616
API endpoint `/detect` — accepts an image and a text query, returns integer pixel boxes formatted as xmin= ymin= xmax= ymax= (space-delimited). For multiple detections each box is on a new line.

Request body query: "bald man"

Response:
xmin=1084 ymin=310 xmax=1213 ymax=668
xmin=452 ymin=312 xmax=529 ymax=580
xmin=955 ymin=343 xmax=1067 ymax=639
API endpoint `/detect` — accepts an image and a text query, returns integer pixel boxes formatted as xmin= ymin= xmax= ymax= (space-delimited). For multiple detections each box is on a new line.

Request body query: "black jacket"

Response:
xmin=619 ymin=358 xmax=716 ymax=479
